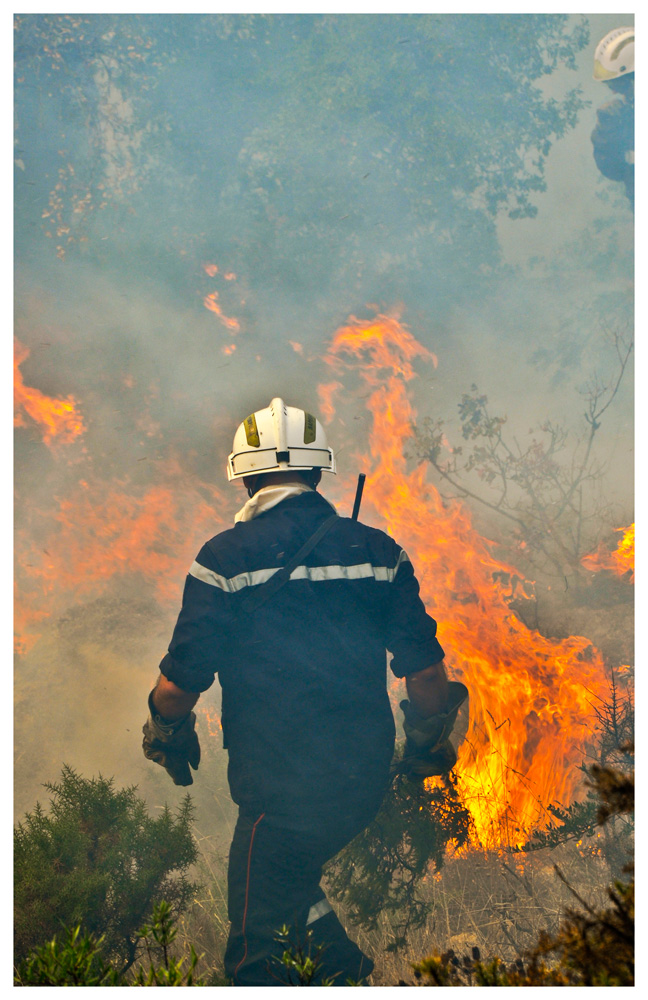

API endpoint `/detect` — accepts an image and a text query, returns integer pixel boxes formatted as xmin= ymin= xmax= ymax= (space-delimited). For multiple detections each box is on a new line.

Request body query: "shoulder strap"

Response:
xmin=240 ymin=513 xmax=339 ymax=615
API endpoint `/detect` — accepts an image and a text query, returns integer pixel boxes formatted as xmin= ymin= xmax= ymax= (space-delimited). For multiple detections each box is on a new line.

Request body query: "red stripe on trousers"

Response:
xmin=233 ymin=812 xmax=266 ymax=983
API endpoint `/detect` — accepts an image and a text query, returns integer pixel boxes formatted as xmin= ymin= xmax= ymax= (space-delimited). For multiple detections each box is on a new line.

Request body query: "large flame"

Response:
xmin=14 ymin=340 xmax=86 ymax=448
xmin=323 ymin=313 xmax=611 ymax=848
xmin=14 ymin=465 xmax=228 ymax=654
xmin=582 ymin=524 xmax=634 ymax=582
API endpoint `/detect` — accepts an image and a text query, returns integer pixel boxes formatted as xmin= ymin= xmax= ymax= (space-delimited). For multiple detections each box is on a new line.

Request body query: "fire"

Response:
xmin=325 ymin=313 xmax=437 ymax=377
xmin=14 ymin=589 xmax=50 ymax=657
xmin=203 ymin=291 xmax=241 ymax=332
xmin=199 ymin=704 xmax=223 ymax=740
xmin=582 ymin=524 xmax=634 ymax=582
xmin=317 ymin=381 xmax=343 ymax=424
xmin=14 ymin=340 xmax=86 ymax=448
xmin=14 ymin=306 xmax=622 ymax=851
xmin=322 ymin=313 xmax=612 ymax=849
xmin=15 ymin=469 xmax=228 ymax=654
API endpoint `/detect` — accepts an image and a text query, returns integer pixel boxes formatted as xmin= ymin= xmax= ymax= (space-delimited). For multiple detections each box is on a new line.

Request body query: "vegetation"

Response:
xmin=403 ymin=750 xmax=634 ymax=986
xmin=14 ymin=765 xmax=198 ymax=974
xmin=15 ymin=925 xmax=121 ymax=987
xmin=213 ymin=14 xmax=590 ymax=303
xmin=15 ymin=14 xmax=589 ymax=306
xmin=14 ymin=736 xmax=634 ymax=986
xmin=523 ymin=673 xmax=633 ymax=864
xmin=325 ymin=765 xmax=472 ymax=948
xmin=15 ymin=751 xmax=633 ymax=986
xmin=271 ymin=925 xmax=338 ymax=987
xmin=131 ymin=901 xmax=204 ymax=986
xmin=15 ymin=902 xmax=204 ymax=986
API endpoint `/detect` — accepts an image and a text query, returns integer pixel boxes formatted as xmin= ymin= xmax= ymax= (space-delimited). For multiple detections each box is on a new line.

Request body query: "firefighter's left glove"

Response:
xmin=400 ymin=701 xmax=455 ymax=777
xmin=398 ymin=681 xmax=469 ymax=779
xmin=142 ymin=692 xmax=201 ymax=786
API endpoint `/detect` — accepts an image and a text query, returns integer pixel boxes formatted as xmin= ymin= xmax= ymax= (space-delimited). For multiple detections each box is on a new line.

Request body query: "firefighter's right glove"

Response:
xmin=142 ymin=692 xmax=201 ymax=786
xmin=399 ymin=681 xmax=469 ymax=779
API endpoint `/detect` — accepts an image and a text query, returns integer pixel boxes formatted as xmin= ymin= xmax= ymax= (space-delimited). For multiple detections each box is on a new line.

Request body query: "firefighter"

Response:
xmin=142 ymin=397 xmax=455 ymax=986
xmin=591 ymin=26 xmax=634 ymax=209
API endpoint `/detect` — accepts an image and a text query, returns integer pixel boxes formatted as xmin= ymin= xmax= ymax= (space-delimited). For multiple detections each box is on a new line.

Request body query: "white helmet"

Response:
xmin=227 ymin=397 xmax=336 ymax=481
xmin=593 ymin=26 xmax=634 ymax=81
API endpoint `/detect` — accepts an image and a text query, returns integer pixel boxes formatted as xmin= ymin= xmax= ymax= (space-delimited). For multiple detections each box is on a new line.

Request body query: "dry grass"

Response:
xmin=176 ymin=828 xmax=231 ymax=984
xmin=358 ymin=836 xmax=618 ymax=985
xmin=175 ymin=818 xmax=630 ymax=987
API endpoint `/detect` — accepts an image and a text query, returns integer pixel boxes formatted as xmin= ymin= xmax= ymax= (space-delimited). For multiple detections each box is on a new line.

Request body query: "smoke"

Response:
xmin=14 ymin=13 xmax=633 ymax=824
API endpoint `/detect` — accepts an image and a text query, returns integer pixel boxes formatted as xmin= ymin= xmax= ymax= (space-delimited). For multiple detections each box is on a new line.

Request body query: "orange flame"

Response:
xmin=199 ymin=704 xmax=223 ymax=740
xmin=14 ymin=340 xmax=86 ymax=448
xmin=203 ymin=291 xmax=241 ymax=332
xmin=582 ymin=524 xmax=634 ymax=582
xmin=15 ymin=469 xmax=229 ymax=654
xmin=14 ymin=584 xmax=50 ymax=657
xmin=322 ymin=313 xmax=611 ymax=848
xmin=317 ymin=381 xmax=343 ymax=425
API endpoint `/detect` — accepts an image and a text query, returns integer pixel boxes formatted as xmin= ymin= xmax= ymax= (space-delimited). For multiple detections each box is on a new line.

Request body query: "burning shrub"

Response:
xmin=522 ymin=682 xmax=634 ymax=878
xmin=404 ymin=750 xmax=634 ymax=987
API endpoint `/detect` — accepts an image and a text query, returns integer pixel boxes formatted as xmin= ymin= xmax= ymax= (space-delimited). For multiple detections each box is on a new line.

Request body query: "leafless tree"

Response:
xmin=412 ymin=330 xmax=633 ymax=585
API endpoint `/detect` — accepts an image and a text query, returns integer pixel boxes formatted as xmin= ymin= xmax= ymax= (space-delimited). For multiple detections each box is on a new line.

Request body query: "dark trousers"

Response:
xmin=224 ymin=810 xmax=374 ymax=986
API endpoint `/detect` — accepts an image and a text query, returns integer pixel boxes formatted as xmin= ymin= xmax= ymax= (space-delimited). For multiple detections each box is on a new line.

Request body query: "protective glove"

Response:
xmin=398 ymin=681 xmax=469 ymax=779
xmin=142 ymin=692 xmax=201 ymax=786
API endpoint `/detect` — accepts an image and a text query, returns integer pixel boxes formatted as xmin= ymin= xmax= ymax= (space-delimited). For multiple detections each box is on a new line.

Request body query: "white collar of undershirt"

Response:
xmin=234 ymin=483 xmax=314 ymax=523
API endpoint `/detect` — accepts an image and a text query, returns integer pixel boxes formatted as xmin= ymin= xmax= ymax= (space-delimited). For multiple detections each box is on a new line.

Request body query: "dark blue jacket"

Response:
xmin=161 ymin=490 xmax=444 ymax=830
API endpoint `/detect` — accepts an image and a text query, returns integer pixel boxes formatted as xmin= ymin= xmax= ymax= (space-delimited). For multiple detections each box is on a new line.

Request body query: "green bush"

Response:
xmin=14 ymin=925 xmax=121 ymax=986
xmin=14 ymin=765 xmax=198 ymax=973
xmin=132 ymin=900 xmax=203 ymax=985
xmin=325 ymin=765 xmax=472 ymax=946
xmin=15 ymin=901 xmax=204 ymax=986
xmin=271 ymin=925 xmax=336 ymax=987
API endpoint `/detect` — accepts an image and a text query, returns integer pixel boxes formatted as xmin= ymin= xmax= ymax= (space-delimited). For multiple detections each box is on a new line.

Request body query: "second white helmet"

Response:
xmin=593 ymin=26 xmax=634 ymax=81
xmin=227 ymin=397 xmax=336 ymax=481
